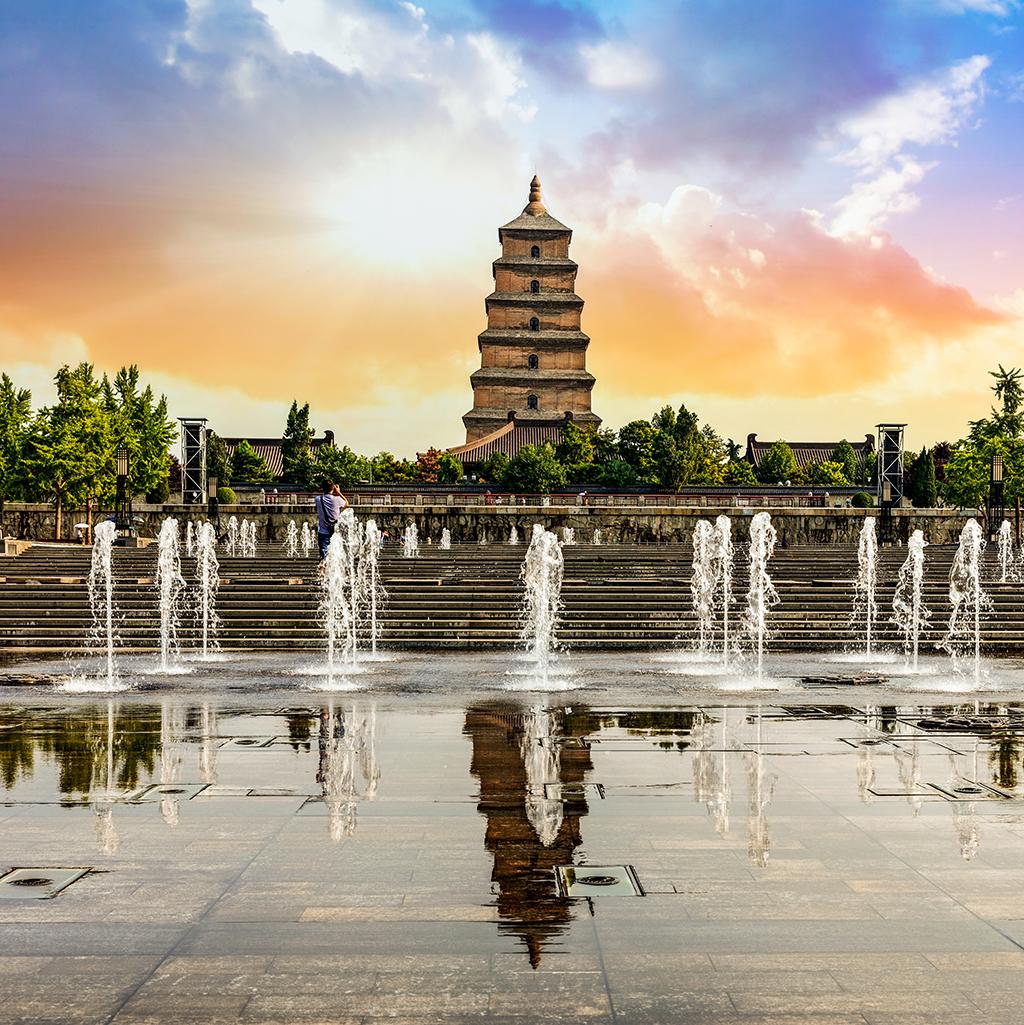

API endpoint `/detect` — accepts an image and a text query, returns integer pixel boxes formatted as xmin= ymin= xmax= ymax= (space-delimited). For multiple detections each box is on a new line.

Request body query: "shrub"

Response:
xmin=145 ymin=478 xmax=170 ymax=503
xmin=217 ymin=486 xmax=237 ymax=504
xmin=851 ymin=491 xmax=874 ymax=508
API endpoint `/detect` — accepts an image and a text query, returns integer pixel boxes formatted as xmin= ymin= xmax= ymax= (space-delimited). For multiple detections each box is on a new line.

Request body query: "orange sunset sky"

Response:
xmin=2 ymin=0 xmax=1024 ymax=455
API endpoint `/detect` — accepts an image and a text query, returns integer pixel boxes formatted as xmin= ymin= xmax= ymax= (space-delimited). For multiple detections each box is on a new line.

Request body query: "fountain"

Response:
xmin=155 ymin=518 xmax=186 ymax=672
xmin=194 ymin=521 xmax=220 ymax=658
xmin=592 ymin=528 xmax=602 ymax=545
xmin=690 ymin=520 xmax=716 ymax=656
xmin=561 ymin=526 xmax=576 ymax=545
xmin=478 ymin=532 xmax=488 ymax=546
xmin=321 ymin=533 xmax=356 ymax=678
xmin=853 ymin=517 xmax=878 ymax=657
xmin=714 ymin=514 xmax=734 ymax=666
xmin=942 ymin=518 xmax=990 ymax=684
xmin=892 ymin=530 xmax=929 ymax=671
xmin=240 ymin=519 xmax=257 ymax=557
xmin=742 ymin=512 xmax=779 ymax=681
xmin=519 ymin=528 xmax=564 ymax=686
xmin=87 ymin=521 xmax=121 ymax=690
xmin=439 ymin=528 xmax=451 ymax=550
xmin=226 ymin=515 xmax=239 ymax=556
xmin=402 ymin=523 xmax=419 ymax=558
xmin=300 ymin=521 xmax=314 ymax=557
xmin=357 ymin=519 xmax=386 ymax=657
xmin=997 ymin=519 xmax=1013 ymax=582
xmin=284 ymin=520 xmax=300 ymax=557
xmin=185 ymin=520 xmax=195 ymax=558
xmin=509 ymin=526 xmax=519 ymax=545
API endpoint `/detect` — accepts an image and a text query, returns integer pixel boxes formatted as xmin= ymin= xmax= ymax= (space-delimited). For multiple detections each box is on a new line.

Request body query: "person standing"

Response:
xmin=314 ymin=480 xmax=345 ymax=560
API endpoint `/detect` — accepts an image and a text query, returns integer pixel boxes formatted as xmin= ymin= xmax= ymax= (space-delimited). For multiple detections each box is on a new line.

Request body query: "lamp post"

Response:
xmin=115 ymin=446 xmax=130 ymax=544
xmin=879 ymin=479 xmax=893 ymax=545
xmin=988 ymin=452 xmax=1004 ymax=540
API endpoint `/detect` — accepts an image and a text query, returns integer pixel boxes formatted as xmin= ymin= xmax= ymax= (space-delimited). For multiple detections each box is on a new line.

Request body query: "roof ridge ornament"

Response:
xmin=523 ymin=174 xmax=547 ymax=215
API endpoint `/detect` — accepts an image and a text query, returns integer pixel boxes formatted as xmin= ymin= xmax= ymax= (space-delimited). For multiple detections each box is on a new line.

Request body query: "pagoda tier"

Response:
xmin=460 ymin=176 xmax=601 ymax=445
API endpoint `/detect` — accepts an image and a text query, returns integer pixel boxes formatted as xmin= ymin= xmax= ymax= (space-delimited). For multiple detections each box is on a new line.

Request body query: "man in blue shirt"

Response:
xmin=314 ymin=480 xmax=347 ymax=560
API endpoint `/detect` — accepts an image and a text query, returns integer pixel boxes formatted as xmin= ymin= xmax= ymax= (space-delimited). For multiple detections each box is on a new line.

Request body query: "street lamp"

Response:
xmin=115 ymin=446 xmax=131 ymax=543
xmin=988 ymin=452 xmax=1005 ymax=539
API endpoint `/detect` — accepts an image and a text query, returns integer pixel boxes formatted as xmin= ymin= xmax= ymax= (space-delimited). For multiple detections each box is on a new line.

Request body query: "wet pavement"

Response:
xmin=3 ymin=669 xmax=1024 ymax=1023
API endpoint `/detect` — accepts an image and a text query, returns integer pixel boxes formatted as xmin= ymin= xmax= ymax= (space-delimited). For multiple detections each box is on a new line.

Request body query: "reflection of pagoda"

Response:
xmin=464 ymin=704 xmax=593 ymax=968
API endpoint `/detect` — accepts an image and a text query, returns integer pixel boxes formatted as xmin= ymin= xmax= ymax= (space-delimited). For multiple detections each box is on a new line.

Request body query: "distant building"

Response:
xmin=222 ymin=430 xmax=335 ymax=482
xmin=744 ymin=433 xmax=874 ymax=471
xmin=451 ymin=176 xmax=600 ymax=467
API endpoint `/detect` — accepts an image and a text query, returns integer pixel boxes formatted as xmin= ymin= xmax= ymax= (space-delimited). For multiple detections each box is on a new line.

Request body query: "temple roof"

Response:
xmin=222 ymin=432 xmax=335 ymax=480
xmin=448 ymin=419 xmax=567 ymax=464
xmin=500 ymin=176 xmax=570 ymax=234
xmin=745 ymin=433 xmax=875 ymax=469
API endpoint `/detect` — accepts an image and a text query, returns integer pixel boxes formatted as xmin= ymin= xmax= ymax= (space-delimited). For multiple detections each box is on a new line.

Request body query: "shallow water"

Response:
xmin=3 ymin=681 xmax=1024 ymax=1023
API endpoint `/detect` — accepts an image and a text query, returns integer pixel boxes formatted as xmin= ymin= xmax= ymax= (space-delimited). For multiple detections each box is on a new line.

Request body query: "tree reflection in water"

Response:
xmin=464 ymin=703 xmax=593 ymax=969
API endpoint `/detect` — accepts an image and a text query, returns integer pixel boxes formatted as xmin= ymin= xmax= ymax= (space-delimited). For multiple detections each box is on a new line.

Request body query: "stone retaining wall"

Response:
xmin=0 ymin=501 xmax=983 ymax=546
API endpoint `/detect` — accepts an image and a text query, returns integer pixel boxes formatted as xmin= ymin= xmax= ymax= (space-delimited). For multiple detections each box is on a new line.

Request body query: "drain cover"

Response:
xmin=219 ymin=737 xmax=277 ymax=749
xmin=134 ymin=783 xmax=209 ymax=802
xmin=0 ymin=868 xmax=89 ymax=900
xmin=556 ymin=864 xmax=643 ymax=897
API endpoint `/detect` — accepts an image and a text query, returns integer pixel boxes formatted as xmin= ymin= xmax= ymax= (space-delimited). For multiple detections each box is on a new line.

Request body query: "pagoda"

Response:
xmin=450 ymin=176 xmax=600 ymax=464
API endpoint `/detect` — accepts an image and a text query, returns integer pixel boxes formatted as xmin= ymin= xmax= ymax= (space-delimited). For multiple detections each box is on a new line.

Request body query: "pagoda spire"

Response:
xmin=523 ymin=174 xmax=547 ymax=216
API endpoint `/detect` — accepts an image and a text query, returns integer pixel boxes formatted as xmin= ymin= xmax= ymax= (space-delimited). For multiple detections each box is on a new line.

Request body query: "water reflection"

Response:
xmin=465 ymin=703 xmax=593 ymax=968
xmin=316 ymin=702 xmax=380 ymax=842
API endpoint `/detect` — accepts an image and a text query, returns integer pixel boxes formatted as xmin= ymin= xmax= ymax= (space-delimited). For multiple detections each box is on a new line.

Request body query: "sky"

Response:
xmin=1 ymin=0 xmax=1023 ymax=456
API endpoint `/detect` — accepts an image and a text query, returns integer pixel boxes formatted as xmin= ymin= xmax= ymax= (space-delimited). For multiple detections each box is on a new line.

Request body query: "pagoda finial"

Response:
xmin=523 ymin=174 xmax=547 ymax=215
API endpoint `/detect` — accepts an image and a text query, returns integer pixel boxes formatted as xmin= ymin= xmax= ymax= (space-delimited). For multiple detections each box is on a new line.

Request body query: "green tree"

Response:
xmin=500 ymin=442 xmax=567 ymax=493
xmin=437 ymin=452 xmax=463 ymax=484
xmin=807 ymin=460 xmax=850 ymax=486
xmin=23 ymin=364 xmax=116 ymax=537
xmin=600 ymin=459 xmax=636 ymax=487
xmin=723 ymin=459 xmax=757 ymax=486
xmin=205 ymin=431 xmax=231 ymax=487
xmin=0 ymin=373 xmax=32 ymax=511
xmin=370 ymin=451 xmax=416 ymax=484
xmin=556 ymin=422 xmax=596 ymax=467
xmin=316 ymin=445 xmax=369 ymax=488
xmin=907 ymin=446 xmax=938 ymax=507
xmin=618 ymin=420 xmax=657 ymax=481
xmin=281 ymin=400 xmax=316 ymax=487
xmin=229 ymin=439 xmax=272 ymax=483
xmin=756 ymin=441 xmax=799 ymax=484
xmin=829 ymin=440 xmax=859 ymax=484
xmin=480 ymin=451 xmax=510 ymax=484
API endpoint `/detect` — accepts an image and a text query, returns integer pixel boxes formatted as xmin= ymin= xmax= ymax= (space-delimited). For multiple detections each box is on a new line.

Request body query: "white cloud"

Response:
xmin=580 ymin=41 xmax=659 ymax=89
xmin=830 ymin=55 xmax=990 ymax=236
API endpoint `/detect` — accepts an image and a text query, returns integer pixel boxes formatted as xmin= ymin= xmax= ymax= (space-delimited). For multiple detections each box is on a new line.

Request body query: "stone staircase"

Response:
xmin=0 ymin=540 xmax=1020 ymax=653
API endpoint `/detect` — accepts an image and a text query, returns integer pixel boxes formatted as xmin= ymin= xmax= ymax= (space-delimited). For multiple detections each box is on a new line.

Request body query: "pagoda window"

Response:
xmin=527 ymin=394 xmax=539 ymax=410
xmin=529 ymin=316 xmax=540 ymax=331
xmin=531 ymin=245 xmax=540 ymax=258
xmin=527 ymin=354 xmax=539 ymax=369
xmin=530 ymin=279 xmax=540 ymax=293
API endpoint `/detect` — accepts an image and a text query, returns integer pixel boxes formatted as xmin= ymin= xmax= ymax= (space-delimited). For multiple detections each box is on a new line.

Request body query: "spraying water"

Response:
xmin=942 ymin=518 xmax=990 ymax=685
xmin=226 ymin=515 xmax=239 ymax=556
xmin=561 ymin=526 xmax=576 ymax=545
xmin=155 ymin=518 xmax=186 ymax=672
xmin=321 ymin=533 xmax=356 ymax=679
xmin=519 ymin=529 xmax=564 ymax=686
xmin=300 ymin=521 xmax=314 ymax=557
xmin=509 ymin=526 xmax=520 ymax=545
xmin=241 ymin=519 xmax=257 ymax=557
xmin=997 ymin=519 xmax=1013 ymax=582
xmin=714 ymin=515 xmax=735 ymax=666
xmin=402 ymin=523 xmax=419 ymax=558
xmin=743 ymin=513 xmax=779 ymax=681
xmin=357 ymin=519 xmax=386 ymax=656
xmin=87 ymin=521 xmax=121 ymax=689
xmin=592 ymin=529 xmax=602 ymax=545
xmin=185 ymin=521 xmax=195 ymax=558
xmin=478 ymin=531 xmax=488 ymax=546
xmin=690 ymin=520 xmax=717 ymax=656
xmin=439 ymin=528 xmax=451 ymax=550
xmin=284 ymin=520 xmax=299 ymax=557
xmin=853 ymin=517 xmax=879 ymax=657
xmin=194 ymin=522 xmax=220 ymax=658
xmin=892 ymin=530 xmax=930 ymax=671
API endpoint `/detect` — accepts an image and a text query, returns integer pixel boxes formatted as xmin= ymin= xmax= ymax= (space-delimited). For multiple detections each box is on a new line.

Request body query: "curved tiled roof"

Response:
xmin=448 ymin=420 xmax=567 ymax=464
xmin=745 ymin=433 xmax=875 ymax=469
